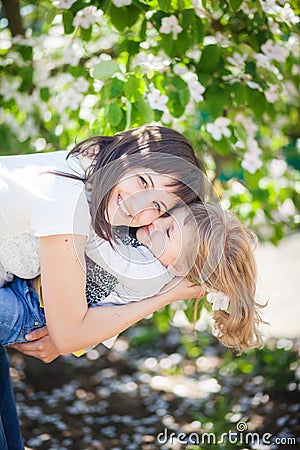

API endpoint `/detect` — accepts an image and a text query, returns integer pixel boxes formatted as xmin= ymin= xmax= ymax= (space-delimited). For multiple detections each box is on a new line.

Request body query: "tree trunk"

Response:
xmin=1 ymin=0 xmax=24 ymax=36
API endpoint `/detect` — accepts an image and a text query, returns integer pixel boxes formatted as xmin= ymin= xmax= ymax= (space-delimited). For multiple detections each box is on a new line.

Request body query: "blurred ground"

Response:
xmin=256 ymin=232 xmax=300 ymax=339
xmin=9 ymin=232 xmax=300 ymax=450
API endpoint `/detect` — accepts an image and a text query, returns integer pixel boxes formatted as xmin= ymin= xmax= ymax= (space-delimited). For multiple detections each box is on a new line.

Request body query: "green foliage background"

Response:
xmin=1 ymin=0 xmax=299 ymax=246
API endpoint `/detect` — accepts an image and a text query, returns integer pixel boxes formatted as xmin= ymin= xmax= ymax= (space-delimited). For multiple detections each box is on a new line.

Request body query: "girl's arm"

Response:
xmin=40 ymin=234 xmax=204 ymax=355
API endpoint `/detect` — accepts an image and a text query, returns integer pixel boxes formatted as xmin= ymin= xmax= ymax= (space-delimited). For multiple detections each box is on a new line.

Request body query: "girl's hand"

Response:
xmin=162 ymin=277 xmax=206 ymax=303
xmin=8 ymin=326 xmax=60 ymax=364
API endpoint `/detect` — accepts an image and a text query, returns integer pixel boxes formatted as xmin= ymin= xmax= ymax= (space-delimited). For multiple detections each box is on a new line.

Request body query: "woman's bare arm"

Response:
xmin=40 ymin=234 xmax=205 ymax=355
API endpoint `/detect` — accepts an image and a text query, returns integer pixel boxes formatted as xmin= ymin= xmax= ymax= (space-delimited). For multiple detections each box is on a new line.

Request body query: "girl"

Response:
xmin=1 ymin=203 xmax=263 ymax=355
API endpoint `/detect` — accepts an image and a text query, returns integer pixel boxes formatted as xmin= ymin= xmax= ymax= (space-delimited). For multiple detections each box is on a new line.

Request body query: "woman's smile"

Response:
xmin=117 ymin=194 xmax=132 ymax=218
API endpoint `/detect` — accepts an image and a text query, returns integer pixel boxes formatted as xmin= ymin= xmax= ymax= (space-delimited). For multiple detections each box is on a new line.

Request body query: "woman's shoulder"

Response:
xmin=0 ymin=150 xmax=69 ymax=170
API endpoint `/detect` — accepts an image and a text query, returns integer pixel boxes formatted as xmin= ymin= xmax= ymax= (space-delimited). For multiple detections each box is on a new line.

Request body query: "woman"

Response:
xmin=1 ymin=125 xmax=206 ymax=448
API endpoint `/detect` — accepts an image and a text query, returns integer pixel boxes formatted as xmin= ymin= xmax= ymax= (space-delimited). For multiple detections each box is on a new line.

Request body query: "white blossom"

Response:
xmin=73 ymin=6 xmax=98 ymax=29
xmin=53 ymin=88 xmax=84 ymax=112
xmin=53 ymin=0 xmax=77 ymax=9
xmin=18 ymin=116 xmax=39 ymax=142
xmin=280 ymin=3 xmax=300 ymax=24
xmin=147 ymin=88 xmax=168 ymax=112
xmin=214 ymin=32 xmax=231 ymax=48
xmin=253 ymin=51 xmax=282 ymax=81
xmin=203 ymin=36 xmax=217 ymax=46
xmin=93 ymin=79 xmax=104 ymax=92
xmin=260 ymin=0 xmax=277 ymax=15
xmin=186 ymin=47 xmax=202 ymax=61
xmin=159 ymin=16 xmax=183 ymax=40
xmin=235 ymin=114 xmax=258 ymax=136
xmin=241 ymin=134 xmax=263 ymax=174
xmin=74 ymin=76 xmax=90 ymax=93
xmin=239 ymin=2 xmax=257 ymax=15
xmin=246 ymin=81 xmax=262 ymax=91
xmin=0 ymin=29 xmax=12 ymax=51
xmin=267 ymin=159 xmax=287 ymax=178
xmin=282 ymin=80 xmax=299 ymax=104
xmin=182 ymin=72 xmax=205 ymax=103
xmin=207 ymin=292 xmax=229 ymax=311
xmin=206 ymin=117 xmax=231 ymax=141
xmin=264 ymin=84 xmax=279 ymax=103
xmin=59 ymin=42 xmax=84 ymax=67
xmin=192 ymin=0 xmax=208 ymax=18
xmin=247 ymin=136 xmax=262 ymax=156
xmin=112 ymin=0 xmax=132 ymax=7
xmin=261 ymin=39 xmax=289 ymax=63
xmin=161 ymin=110 xmax=173 ymax=124
xmin=275 ymin=199 xmax=296 ymax=220
xmin=226 ymin=52 xmax=247 ymax=69
xmin=268 ymin=18 xmax=281 ymax=35
xmin=173 ymin=63 xmax=188 ymax=75
xmin=0 ymin=77 xmax=22 ymax=101
xmin=132 ymin=52 xmax=169 ymax=71
xmin=241 ymin=152 xmax=263 ymax=174
xmin=261 ymin=0 xmax=299 ymax=24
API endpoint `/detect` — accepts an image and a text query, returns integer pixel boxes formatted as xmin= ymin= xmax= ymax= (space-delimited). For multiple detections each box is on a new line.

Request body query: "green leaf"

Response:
xmin=158 ymin=0 xmax=172 ymax=11
xmin=134 ymin=99 xmax=155 ymax=123
xmin=184 ymin=297 xmax=207 ymax=323
xmin=19 ymin=46 xmax=33 ymax=61
xmin=172 ymin=75 xmax=187 ymax=90
xmin=62 ymin=10 xmax=74 ymax=34
xmin=179 ymin=88 xmax=190 ymax=108
xmin=94 ymin=61 xmax=121 ymax=81
xmin=109 ymin=4 xmax=140 ymax=31
xmin=198 ymin=45 xmax=221 ymax=73
xmin=168 ymin=91 xmax=185 ymax=118
xmin=19 ymin=67 xmax=33 ymax=91
xmin=110 ymin=78 xmax=125 ymax=98
xmin=108 ymin=103 xmax=123 ymax=127
xmin=40 ymin=87 xmax=50 ymax=102
xmin=124 ymin=76 xmax=146 ymax=102
xmin=80 ymin=27 xmax=92 ymax=41
xmin=213 ymin=138 xmax=232 ymax=155
xmin=204 ymin=86 xmax=230 ymax=116
xmin=229 ymin=0 xmax=243 ymax=10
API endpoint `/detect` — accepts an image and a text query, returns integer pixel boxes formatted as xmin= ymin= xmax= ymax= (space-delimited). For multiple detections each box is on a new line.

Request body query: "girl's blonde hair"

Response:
xmin=185 ymin=202 xmax=264 ymax=354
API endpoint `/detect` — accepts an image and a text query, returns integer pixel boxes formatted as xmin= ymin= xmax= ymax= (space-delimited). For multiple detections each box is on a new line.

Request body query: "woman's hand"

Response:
xmin=8 ymin=326 xmax=60 ymax=364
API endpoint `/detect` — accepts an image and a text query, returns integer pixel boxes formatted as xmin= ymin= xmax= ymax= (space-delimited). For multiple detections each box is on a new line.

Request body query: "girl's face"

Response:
xmin=107 ymin=168 xmax=179 ymax=227
xmin=136 ymin=207 xmax=193 ymax=274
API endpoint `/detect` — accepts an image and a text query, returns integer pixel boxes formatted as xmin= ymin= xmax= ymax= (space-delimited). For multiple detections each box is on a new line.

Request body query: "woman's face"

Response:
xmin=107 ymin=168 xmax=179 ymax=227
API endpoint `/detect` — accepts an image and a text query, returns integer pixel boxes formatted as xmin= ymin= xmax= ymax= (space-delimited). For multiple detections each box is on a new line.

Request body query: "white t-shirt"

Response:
xmin=86 ymin=231 xmax=172 ymax=303
xmin=0 ymin=151 xmax=90 ymax=285
xmin=0 ymin=151 xmax=172 ymax=297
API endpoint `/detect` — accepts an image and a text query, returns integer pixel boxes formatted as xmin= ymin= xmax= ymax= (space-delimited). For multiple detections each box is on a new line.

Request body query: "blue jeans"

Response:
xmin=0 ymin=345 xmax=24 ymax=449
xmin=0 ymin=278 xmax=46 ymax=346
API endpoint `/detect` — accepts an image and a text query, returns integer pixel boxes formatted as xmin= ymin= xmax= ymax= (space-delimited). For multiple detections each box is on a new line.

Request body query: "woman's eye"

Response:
xmin=166 ymin=228 xmax=170 ymax=238
xmin=139 ymin=176 xmax=147 ymax=187
xmin=153 ymin=201 xmax=161 ymax=213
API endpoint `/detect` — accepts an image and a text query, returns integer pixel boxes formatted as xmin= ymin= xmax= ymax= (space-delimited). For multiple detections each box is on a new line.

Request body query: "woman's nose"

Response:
xmin=130 ymin=191 xmax=158 ymax=216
